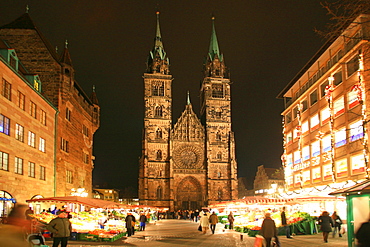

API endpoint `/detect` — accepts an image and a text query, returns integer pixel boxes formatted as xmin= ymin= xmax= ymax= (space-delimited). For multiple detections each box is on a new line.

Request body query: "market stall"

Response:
xmin=26 ymin=196 xmax=128 ymax=242
xmin=208 ymin=196 xmax=345 ymax=237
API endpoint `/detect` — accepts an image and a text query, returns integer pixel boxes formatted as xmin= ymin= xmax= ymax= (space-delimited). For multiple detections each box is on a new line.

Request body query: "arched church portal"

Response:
xmin=176 ymin=176 xmax=203 ymax=210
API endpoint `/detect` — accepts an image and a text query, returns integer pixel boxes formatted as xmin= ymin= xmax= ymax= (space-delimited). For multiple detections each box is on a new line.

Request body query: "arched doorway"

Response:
xmin=176 ymin=176 xmax=203 ymax=210
xmin=0 ymin=191 xmax=15 ymax=218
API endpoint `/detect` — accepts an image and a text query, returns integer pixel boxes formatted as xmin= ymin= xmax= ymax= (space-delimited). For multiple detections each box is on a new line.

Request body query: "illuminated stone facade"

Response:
xmin=278 ymin=14 xmax=370 ymax=195
xmin=0 ymin=13 xmax=100 ymax=200
xmin=139 ymin=14 xmax=238 ymax=211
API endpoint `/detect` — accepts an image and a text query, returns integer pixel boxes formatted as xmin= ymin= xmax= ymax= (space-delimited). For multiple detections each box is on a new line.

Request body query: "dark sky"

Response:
xmin=0 ymin=1 xmax=335 ymax=191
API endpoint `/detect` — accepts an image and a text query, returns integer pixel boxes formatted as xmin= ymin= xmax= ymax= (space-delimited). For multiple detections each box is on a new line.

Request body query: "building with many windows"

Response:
xmin=0 ymin=11 xmax=100 ymax=214
xmin=0 ymin=39 xmax=57 ymax=215
xmin=278 ymin=14 xmax=370 ymax=196
xmin=139 ymin=14 xmax=238 ymax=211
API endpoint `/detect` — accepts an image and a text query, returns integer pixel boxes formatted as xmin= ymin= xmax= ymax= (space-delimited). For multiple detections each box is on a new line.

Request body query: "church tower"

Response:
xmin=200 ymin=17 xmax=238 ymax=204
xmin=139 ymin=12 xmax=172 ymax=207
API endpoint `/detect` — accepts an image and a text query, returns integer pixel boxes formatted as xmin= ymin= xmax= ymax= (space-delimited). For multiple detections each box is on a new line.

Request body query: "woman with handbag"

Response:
xmin=331 ymin=211 xmax=342 ymax=237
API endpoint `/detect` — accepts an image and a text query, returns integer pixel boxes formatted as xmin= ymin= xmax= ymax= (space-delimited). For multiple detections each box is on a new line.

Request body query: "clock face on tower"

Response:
xmin=173 ymin=145 xmax=203 ymax=169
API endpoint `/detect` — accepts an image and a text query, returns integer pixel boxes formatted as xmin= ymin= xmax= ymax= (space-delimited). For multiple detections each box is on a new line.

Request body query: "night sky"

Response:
xmin=0 ymin=1 xmax=335 ymax=192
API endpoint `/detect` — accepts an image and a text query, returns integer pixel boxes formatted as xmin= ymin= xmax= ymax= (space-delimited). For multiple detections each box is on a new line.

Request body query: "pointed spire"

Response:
xmin=208 ymin=16 xmax=221 ymax=61
xmin=155 ymin=11 xmax=163 ymax=50
xmin=60 ymin=40 xmax=73 ymax=66
xmin=146 ymin=11 xmax=170 ymax=74
xmin=26 ymin=5 xmax=29 ymax=13
xmin=90 ymin=85 xmax=99 ymax=105
xmin=187 ymin=91 xmax=191 ymax=105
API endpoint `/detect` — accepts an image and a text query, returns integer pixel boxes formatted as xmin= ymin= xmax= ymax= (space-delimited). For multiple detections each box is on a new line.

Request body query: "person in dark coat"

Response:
xmin=331 ymin=211 xmax=342 ymax=237
xmin=260 ymin=212 xmax=277 ymax=247
xmin=46 ymin=211 xmax=72 ymax=247
xmin=356 ymin=218 xmax=370 ymax=247
xmin=139 ymin=213 xmax=147 ymax=231
xmin=125 ymin=212 xmax=136 ymax=237
xmin=318 ymin=211 xmax=334 ymax=243
xmin=209 ymin=212 xmax=219 ymax=234
xmin=227 ymin=212 xmax=234 ymax=230
xmin=281 ymin=207 xmax=292 ymax=238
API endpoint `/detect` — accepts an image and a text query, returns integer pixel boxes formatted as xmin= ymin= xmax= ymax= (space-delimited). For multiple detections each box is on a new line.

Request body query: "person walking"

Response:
xmin=46 ymin=211 xmax=72 ymax=247
xmin=356 ymin=218 xmax=370 ymax=247
xmin=281 ymin=206 xmax=292 ymax=238
xmin=227 ymin=212 xmax=234 ymax=230
xmin=209 ymin=211 xmax=219 ymax=234
xmin=139 ymin=212 xmax=147 ymax=231
xmin=199 ymin=211 xmax=210 ymax=234
xmin=260 ymin=212 xmax=277 ymax=247
xmin=331 ymin=211 xmax=342 ymax=237
xmin=125 ymin=212 xmax=136 ymax=237
xmin=318 ymin=211 xmax=334 ymax=243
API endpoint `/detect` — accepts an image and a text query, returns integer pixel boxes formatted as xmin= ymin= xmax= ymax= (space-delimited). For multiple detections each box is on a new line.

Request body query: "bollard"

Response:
xmin=240 ymin=234 xmax=243 ymax=241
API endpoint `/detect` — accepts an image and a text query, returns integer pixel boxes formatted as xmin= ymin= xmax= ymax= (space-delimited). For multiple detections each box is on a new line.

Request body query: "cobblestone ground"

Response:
xmin=48 ymin=219 xmax=349 ymax=247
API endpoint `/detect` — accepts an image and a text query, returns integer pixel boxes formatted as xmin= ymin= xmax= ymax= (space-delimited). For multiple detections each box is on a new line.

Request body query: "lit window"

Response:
xmin=28 ymin=131 xmax=36 ymax=148
xmin=0 ymin=151 xmax=9 ymax=171
xmin=312 ymin=167 xmax=321 ymax=181
xmin=323 ymin=164 xmax=332 ymax=180
xmin=302 ymin=170 xmax=310 ymax=184
xmin=350 ymin=120 xmax=363 ymax=141
xmin=301 ymin=121 xmax=309 ymax=135
xmin=0 ymin=114 xmax=10 ymax=135
xmin=30 ymin=101 xmax=37 ymax=119
xmin=335 ymin=128 xmax=346 ymax=147
xmin=40 ymin=109 xmax=46 ymax=126
xmin=39 ymin=138 xmax=46 ymax=152
xmin=348 ymin=90 xmax=360 ymax=108
xmin=17 ymin=91 xmax=25 ymax=110
xmin=40 ymin=166 xmax=46 ymax=180
xmin=322 ymin=135 xmax=331 ymax=153
xmin=286 ymin=154 xmax=292 ymax=166
xmin=14 ymin=157 xmax=23 ymax=175
xmin=28 ymin=162 xmax=35 ymax=178
xmin=15 ymin=124 xmax=24 ymax=142
xmin=293 ymin=150 xmax=301 ymax=164
xmin=321 ymin=107 xmax=330 ymax=125
xmin=1 ymin=79 xmax=11 ymax=101
xmin=334 ymin=96 xmax=345 ymax=117
xmin=311 ymin=140 xmax=320 ymax=157
xmin=66 ymin=170 xmax=73 ymax=183
xmin=286 ymin=132 xmax=292 ymax=145
xmin=336 ymin=159 xmax=348 ymax=177
xmin=302 ymin=146 xmax=310 ymax=161
xmin=351 ymin=154 xmax=365 ymax=174
xmin=310 ymin=114 xmax=319 ymax=131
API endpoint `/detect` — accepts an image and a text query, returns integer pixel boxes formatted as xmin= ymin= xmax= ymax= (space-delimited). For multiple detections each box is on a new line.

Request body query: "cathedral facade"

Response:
xmin=139 ymin=13 xmax=238 ymax=211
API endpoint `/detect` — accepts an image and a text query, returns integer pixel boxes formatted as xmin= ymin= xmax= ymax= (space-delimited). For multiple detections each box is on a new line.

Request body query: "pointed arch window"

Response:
xmin=152 ymin=81 xmax=164 ymax=96
xmin=156 ymin=150 xmax=162 ymax=160
xmin=217 ymin=151 xmax=222 ymax=160
xmin=217 ymin=188 xmax=223 ymax=200
xmin=155 ymin=106 xmax=163 ymax=117
xmin=215 ymin=108 xmax=222 ymax=118
xmin=157 ymin=186 xmax=163 ymax=200
xmin=216 ymin=131 xmax=221 ymax=141
xmin=156 ymin=128 xmax=162 ymax=139
xmin=212 ymin=84 xmax=224 ymax=98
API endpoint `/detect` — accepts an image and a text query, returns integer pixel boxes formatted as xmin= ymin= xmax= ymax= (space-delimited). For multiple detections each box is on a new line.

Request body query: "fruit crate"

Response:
xmin=100 ymin=232 xmax=126 ymax=242
xmin=78 ymin=233 xmax=99 ymax=241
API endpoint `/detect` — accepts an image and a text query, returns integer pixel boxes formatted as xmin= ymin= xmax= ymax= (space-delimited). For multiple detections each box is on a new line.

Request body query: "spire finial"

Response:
xmin=65 ymin=40 xmax=68 ymax=48
xmin=93 ymin=85 xmax=96 ymax=92
xmin=55 ymin=46 xmax=58 ymax=54
xmin=26 ymin=5 xmax=29 ymax=13
xmin=187 ymin=91 xmax=191 ymax=105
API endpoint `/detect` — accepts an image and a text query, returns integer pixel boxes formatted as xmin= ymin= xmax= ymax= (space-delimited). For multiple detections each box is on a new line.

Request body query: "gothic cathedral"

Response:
xmin=139 ymin=13 xmax=238 ymax=211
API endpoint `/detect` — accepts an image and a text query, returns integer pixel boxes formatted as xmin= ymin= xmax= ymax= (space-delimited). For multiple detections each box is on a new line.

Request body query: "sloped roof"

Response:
xmin=0 ymin=13 xmax=60 ymax=64
xmin=329 ymin=180 xmax=370 ymax=195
